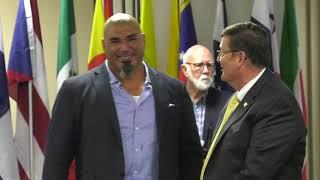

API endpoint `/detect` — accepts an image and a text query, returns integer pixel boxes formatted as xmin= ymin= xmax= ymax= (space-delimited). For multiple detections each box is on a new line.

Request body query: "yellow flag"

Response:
xmin=140 ymin=0 xmax=157 ymax=68
xmin=88 ymin=0 xmax=109 ymax=69
xmin=167 ymin=0 xmax=180 ymax=78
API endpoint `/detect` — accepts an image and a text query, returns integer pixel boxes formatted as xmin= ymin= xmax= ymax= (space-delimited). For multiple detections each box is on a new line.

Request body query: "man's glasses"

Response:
xmin=216 ymin=50 xmax=239 ymax=60
xmin=185 ymin=62 xmax=214 ymax=71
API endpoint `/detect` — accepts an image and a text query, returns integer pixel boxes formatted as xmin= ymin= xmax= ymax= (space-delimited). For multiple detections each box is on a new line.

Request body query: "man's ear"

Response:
xmin=181 ymin=64 xmax=189 ymax=77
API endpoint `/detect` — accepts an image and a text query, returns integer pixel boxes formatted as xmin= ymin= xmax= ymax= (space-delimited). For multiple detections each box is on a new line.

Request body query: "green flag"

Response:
xmin=280 ymin=0 xmax=307 ymax=178
xmin=57 ymin=0 xmax=78 ymax=91
xmin=280 ymin=0 xmax=298 ymax=90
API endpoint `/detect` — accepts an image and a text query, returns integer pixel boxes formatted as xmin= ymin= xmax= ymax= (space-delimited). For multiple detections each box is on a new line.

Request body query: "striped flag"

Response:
xmin=212 ymin=0 xmax=233 ymax=91
xmin=167 ymin=0 xmax=179 ymax=78
xmin=7 ymin=0 xmax=50 ymax=179
xmin=0 ymin=20 xmax=20 ymax=180
xmin=280 ymin=0 xmax=308 ymax=179
xmin=57 ymin=0 xmax=78 ymax=91
xmin=88 ymin=0 xmax=113 ymax=70
xmin=178 ymin=0 xmax=197 ymax=83
xmin=140 ymin=0 xmax=157 ymax=68
xmin=251 ymin=0 xmax=280 ymax=74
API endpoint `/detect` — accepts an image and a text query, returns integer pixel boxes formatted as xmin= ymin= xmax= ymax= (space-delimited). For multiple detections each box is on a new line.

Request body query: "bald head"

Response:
xmin=104 ymin=13 xmax=141 ymax=35
xmin=183 ymin=45 xmax=214 ymax=64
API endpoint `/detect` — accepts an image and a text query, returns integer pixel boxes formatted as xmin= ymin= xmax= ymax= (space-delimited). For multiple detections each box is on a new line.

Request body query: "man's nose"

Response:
xmin=119 ymin=41 xmax=130 ymax=51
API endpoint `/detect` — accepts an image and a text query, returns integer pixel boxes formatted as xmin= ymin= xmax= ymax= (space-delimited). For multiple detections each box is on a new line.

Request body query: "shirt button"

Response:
xmin=134 ymin=170 xmax=138 ymax=174
xmin=135 ymin=148 xmax=139 ymax=152
xmin=135 ymin=127 xmax=139 ymax=130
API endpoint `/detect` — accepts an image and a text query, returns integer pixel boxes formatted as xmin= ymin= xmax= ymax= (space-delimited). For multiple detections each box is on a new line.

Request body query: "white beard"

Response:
xmin=187 ymin=68 xmax=213 ymax=91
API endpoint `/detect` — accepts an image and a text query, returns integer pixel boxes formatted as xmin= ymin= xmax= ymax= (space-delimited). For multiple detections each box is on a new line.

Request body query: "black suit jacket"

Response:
xmin=202 ymin=88 xmax=232 ymax=148
xmin=203 ymin=69 xmax=306 ymax=180
xmin=43 ymin=64 xmax=202 ymax=180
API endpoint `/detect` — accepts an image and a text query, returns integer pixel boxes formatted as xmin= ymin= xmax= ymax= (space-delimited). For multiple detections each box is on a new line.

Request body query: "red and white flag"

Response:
xmin=7 ymin=0 xmax=50 ymax=179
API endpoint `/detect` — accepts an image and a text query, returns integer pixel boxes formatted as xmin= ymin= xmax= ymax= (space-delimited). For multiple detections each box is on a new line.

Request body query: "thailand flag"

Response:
xmin=7 ymin=0 xmax=50 ymax=179
xmin=0 ymin=20 xmax=20 ymax=180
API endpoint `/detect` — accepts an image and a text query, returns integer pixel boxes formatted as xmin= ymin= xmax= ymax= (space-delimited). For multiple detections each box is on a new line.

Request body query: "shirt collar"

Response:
xmin=236 ymin=67 xmax=266 ymax=101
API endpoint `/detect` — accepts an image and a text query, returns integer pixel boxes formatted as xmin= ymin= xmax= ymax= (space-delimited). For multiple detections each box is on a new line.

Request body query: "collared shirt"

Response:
xmin=192 ymin=95 xmax=207 ymax=146
xmin=106 ymin=61 xmax=159 ymax=180
xmin=236 ymin=68 xmax=266 ymax=101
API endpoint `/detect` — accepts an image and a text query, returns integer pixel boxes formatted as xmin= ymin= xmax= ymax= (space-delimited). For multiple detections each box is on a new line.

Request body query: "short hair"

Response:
xmin=222 ymin=22 xmax=271 ymax=68
xmin=104 ymin=13 xmax=141 ymax=34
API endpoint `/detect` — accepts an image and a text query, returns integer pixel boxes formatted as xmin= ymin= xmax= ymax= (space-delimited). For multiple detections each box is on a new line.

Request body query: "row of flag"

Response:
xmin=0 ymin=0 xmax=307 ymax=180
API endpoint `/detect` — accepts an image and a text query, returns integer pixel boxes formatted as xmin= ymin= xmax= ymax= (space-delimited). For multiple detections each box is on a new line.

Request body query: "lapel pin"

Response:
xmin=243 ymin=102 xmax=248 ymax=108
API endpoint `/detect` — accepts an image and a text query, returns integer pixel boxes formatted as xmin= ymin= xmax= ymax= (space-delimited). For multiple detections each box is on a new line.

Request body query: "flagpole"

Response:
xmin=132 ymin=0 xmax=136 ymax=18
xmin=28 ymin=80 xmax=34 ymax=180
xmin=137 ymin=0 xmax=140 ymax=22
xmin=122 ymin=0 xmax=126 ymax=12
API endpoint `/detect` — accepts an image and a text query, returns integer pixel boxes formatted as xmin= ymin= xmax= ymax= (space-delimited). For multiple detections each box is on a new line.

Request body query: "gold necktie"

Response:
xmin=200 ymin=95 xmax=240 ymax=180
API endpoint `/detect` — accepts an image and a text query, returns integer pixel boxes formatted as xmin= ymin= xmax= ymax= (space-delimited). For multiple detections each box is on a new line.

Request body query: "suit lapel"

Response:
xmin=148 ymin=68 xmax=167 ymax=144
xmin=212 ymin=69 xmax=272 ymax=150
xmin=92 ymin=64 xmax=122 ymax=146
xmin=203 ymin=89 xmax=220 ymax=141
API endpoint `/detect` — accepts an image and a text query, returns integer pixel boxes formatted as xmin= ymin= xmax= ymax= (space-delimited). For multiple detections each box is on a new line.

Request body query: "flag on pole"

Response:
xmin=280 ymin=0 xmax=308 ymax=179
xmin=212 ymin=0 xmax=232 ymax=91
xmin=7 ymin=0 xmax=50 ymax=179
xmin=178 ymin=0 xmax=197 ymax=83
xmin=57 ymin=0 xmax=78 ymax=91
xmin=251 ymin=0 xmax=280 ymax=74
xmin=140 ymin=0 xmax=157 ymax=68
xmin=0 ymin=20 xmax=20 ymax=180
xmin=88 ymin=0 xmax=113 ymax=70
xmin=57 ymin=0 xmax=78 ymax=179
xmin=166 ymin=0 xmax=179 ymax=78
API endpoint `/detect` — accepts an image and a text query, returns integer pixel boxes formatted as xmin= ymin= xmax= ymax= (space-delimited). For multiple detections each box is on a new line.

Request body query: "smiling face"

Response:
xmin=103 ymin=21 xmax=145 ymax=78
xmin=218 ymin=36 xmax=241 ymax=88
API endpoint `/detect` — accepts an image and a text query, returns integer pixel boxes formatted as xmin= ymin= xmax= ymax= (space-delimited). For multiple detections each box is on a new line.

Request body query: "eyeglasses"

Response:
xmin=185 ymin=62 xmax=214 ymax=71
xmin=216 ymin=50 xmax=239 ymax=60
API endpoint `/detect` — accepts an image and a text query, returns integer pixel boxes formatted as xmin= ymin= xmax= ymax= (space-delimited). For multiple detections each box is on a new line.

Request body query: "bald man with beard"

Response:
xmin=181 ymin=45 xmax=231 ymax=158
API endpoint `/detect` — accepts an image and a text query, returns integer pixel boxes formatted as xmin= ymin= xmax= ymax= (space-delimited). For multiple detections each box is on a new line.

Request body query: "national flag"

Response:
xmin=57 ymin=0 xmax=78 ymax=91
xmin=57 ymin=0 xmax=78 ymax=179
xmin=88 ymin=0 xmax=113 ymax=70
xmin=0 ymin=20 xmax=20 ymax=180
xmin=280 ymin=0 xmax=308 ymax=179
xmin=178 ymin=0 xmax=197 ymax=83
xmin=7 ymin=0 xmax=50 ymax=179
xmin=212 ymin=0 xmax=233 ymax=91
xmin=166 ymin=0 xmax=179 ymax=78
xmin=251 ymin=0 xmax=280 ymax=74
xmin=140 ymin=0 xmax=157 ymax=68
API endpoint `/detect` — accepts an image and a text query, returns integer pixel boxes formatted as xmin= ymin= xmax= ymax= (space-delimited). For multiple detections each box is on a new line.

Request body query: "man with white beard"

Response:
xmin=181 ymin=45 xmax=232 ymax=158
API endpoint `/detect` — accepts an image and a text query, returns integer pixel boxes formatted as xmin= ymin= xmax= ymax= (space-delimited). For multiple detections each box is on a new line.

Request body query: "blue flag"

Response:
xmin=0 ymin=19 xmax=20 ymax=180
xmin=178 ymin=0 xmax=197 ymax=82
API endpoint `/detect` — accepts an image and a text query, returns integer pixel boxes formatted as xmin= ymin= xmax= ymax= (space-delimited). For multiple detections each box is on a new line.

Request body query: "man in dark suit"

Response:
xmin=201 ymin=22 xmax=306 ymax=180
xmin=43 ymin=13 xmax=202 ymax=180
xmin=181 ymin=45 xmax=231 ymax=157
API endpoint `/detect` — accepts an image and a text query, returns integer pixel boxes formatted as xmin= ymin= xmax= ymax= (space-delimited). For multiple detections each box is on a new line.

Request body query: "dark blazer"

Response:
xmin=202 ymin=87 xmax=232 ymax=148
xmin=43 ymin=64 xmax=202 ymax=180
xmin=203 ymin=69 xmax=306 ymax=180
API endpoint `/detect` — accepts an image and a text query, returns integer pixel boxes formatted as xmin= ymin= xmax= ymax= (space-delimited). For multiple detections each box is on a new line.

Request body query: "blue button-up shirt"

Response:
xmin=106 ymin=62 xmax=158 ymax=180
xmin=193 ymin=96 xmax=206 ymax=145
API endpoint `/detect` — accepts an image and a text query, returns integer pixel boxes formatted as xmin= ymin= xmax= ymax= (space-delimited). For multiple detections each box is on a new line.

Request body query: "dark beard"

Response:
xmin=120 ymin=62 xmax=134 ymax=78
